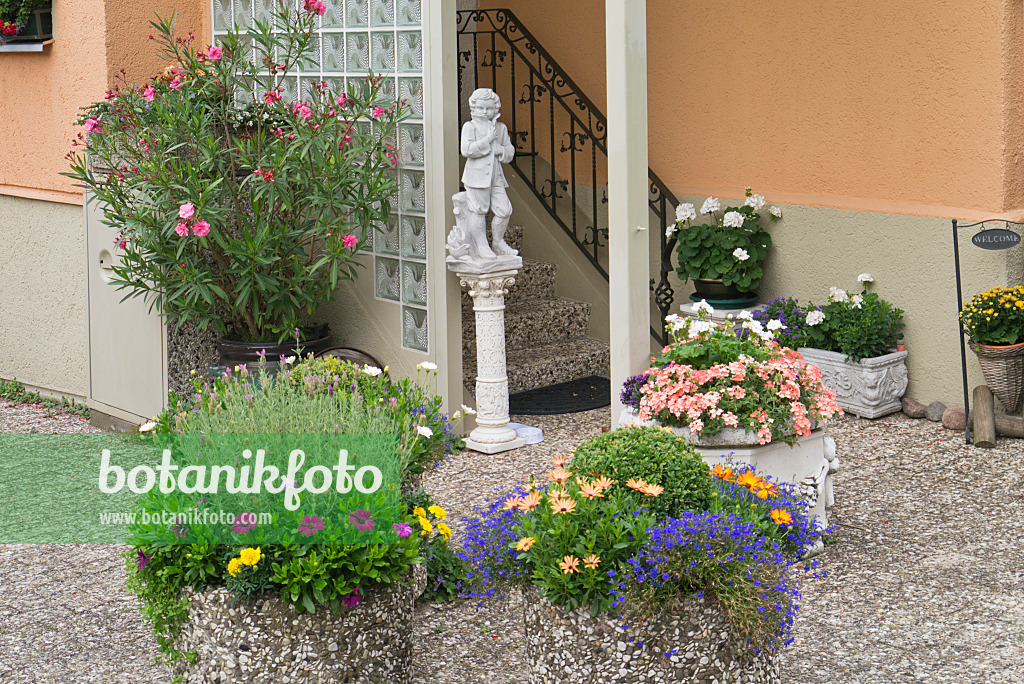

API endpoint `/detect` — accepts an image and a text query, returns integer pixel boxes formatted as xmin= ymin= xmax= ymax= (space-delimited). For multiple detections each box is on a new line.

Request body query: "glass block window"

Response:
xmin=213 ymin=0 xmax=428 ymax=352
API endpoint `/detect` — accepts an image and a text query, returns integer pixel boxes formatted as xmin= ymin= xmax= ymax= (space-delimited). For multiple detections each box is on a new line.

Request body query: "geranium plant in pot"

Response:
xmin=459 ymin=428 xmax=824 ymax=683
xmin=959 ymin=285 xmax=1024 ymax=412
xmin=65 ymin=0 xmax=402 ymax=366
xmin=754 ymin=274 xmax=908 ymax=418
xmin=668 ymin=188 xmax=781 ymax=305
xmin=0 ymin=0 xmax=51 ymax=42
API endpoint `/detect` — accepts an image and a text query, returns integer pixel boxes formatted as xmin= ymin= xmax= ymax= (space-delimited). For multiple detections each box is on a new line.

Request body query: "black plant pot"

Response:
xmin=217 ymin=323 xmax=332 ymax=369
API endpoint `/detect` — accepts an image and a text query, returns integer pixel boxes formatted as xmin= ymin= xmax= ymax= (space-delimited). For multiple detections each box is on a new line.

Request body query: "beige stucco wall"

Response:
xmin=0 ymin=196 xmax=88 ymax=397
xmin=484 ymin=0 xmax=1023 ymax=218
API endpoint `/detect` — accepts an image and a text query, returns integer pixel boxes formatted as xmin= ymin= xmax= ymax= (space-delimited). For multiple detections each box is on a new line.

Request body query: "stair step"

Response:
xmin=464 ymin=337 xmax=610 ymax=395
xmin=463 ymin=297 xmax=591 ymax=358
xmin=461 ymin=259 xmax=557 ymax=310
xmin=506 ymin=224 xmax=524 ymax=252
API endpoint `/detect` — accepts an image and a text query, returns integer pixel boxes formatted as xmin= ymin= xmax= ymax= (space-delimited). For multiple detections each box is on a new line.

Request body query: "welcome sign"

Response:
xmin=971 ymin=228 xmax=1021 ymax=250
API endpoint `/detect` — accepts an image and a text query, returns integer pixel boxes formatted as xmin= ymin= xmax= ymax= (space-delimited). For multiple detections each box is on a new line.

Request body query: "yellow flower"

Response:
xmin=428 ymin=505 xmax=446 ymax=520
xmin=227 ymin=557 xmax=243 ymax=577
xmin=436 ymin=522 xmax=452 ymax=540
xmin=516 ymin=536 xmax=535 ymax=552
xmin=770 ymin=508 xmax=793 ymax=525
xmin=418 ymin=516 xmax=433 ymax=536
xmin=239 ymin=547 xmax=261 ymax=566
xmin=412 ymin=506 xmax=426 ymax=518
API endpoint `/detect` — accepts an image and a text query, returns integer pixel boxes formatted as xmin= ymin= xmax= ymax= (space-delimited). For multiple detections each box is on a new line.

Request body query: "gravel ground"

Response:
xmin=1 ymin=400 xmax=1022 ymax=683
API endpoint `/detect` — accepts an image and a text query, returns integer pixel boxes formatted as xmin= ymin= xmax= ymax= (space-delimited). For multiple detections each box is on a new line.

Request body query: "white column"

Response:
xmin=606 ymin=0 xmax=650 ymax=427
xmin=459 ymin=269 xmax=525 ymax=454
xmin=422 ymin=0 xmax=464 ymax=417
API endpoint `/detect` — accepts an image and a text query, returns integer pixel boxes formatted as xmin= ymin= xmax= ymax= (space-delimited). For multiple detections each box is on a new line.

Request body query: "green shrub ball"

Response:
xmin=569 ymin=426 xmax=714 ymax=519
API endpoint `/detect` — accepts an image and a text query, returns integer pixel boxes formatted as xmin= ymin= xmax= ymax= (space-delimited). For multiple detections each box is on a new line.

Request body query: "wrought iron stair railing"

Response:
xmin=456 ymin=8 xmax=680 ymax=346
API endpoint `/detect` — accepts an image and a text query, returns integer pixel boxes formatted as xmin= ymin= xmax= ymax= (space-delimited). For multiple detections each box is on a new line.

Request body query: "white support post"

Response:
xmin=605 ymin=0 xmax=650 ymax=428
xmin=422 ymin=0 xmax=464 ymax=418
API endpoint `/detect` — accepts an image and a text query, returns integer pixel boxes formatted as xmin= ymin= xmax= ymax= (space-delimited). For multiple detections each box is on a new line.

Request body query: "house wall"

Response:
xmin=0 ymin=0 xmax=211 ymax=399
xmin=477 ymin=0 xmax=1024 ymax=406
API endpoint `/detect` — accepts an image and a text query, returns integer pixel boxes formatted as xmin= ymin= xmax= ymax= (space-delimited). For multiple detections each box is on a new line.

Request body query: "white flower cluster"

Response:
xmin=723 ymin=211 xmax=745 ymax=228
xmin=850 ymin=294 xmax=864 ymax=309
xmin=827 ymin=286 xmax=849 ymax=303
xmin=361 ymin=365 xmax=383 ymax=376
xmin=744 ymin=193 xmax=766 ymax=210
xmin=700 ymin=197 xmax=721 ymax=215
xmin=768 ymin=206 xmax=782 ymax=218
xmin=733 ymin=247 xmax=750 ymax=261
xmin=675 ymin=203 xmax=696 ymax=222
xmin=806 ymin=310 xmax=825 ymax=326
xmin=741 ymin=317 xmax=778 ymax=342
xmin=692 ymin=299 xmax=715 ymax=317
xmin=857 ymin=273 xmax=874 ymax=283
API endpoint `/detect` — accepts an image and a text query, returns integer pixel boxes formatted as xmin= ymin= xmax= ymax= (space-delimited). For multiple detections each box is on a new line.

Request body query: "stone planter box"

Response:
xmin=618 ymin=408 xmax=837 ymax=531
xmin=174 ymin=564 xmax=427 ymax=684
xmin=522 ymin=585 xmax=780 ymax=683
xmin=797 ymin=347 xmax=908 ymax=419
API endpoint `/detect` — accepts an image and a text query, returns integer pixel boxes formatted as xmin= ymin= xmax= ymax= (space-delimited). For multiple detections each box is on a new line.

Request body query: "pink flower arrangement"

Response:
xmin=632 ymin=306 xmax=842 ymax=445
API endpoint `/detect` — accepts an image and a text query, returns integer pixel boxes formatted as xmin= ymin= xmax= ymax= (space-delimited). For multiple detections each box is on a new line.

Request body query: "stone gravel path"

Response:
xmin=0 ymin=399 xmax=1022 ymax=682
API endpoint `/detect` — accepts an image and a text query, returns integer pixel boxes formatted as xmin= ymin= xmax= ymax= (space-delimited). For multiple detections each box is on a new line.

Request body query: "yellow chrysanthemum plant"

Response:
xmin=403 ymin=492 xmax=460 ymax=602
xmin=959 ymin=286 xmax=1024 ymax=346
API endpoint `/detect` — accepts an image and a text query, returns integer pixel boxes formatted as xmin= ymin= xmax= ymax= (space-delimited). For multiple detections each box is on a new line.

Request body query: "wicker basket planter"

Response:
xmin=174 ymin=564 xmax=427 ymax=684
xmin=618 ymin=408 xmax=836 ymax=531
xmin=797 ymin=347 xmax=909 ymax=419
xmin=522 ymin=585 xmax=780 ymax=684
xmin=970 ymin=341 xmax=1024 ymax=413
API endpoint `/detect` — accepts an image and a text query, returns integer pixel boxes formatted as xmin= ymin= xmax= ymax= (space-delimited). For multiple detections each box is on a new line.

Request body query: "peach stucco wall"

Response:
xmin=482 ymin=0 xmax=1022 ymax=218
xmin=0 ymin=0 xmax=208 ymax=202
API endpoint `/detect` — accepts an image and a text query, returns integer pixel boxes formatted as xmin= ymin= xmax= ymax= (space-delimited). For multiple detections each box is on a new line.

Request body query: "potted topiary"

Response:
xmin=460 ymin=429 xmax=824 ymax=683
xmin=667 ymin=188 xmax=782 ymax=307
xmin=65 ymin=0 xmax=403 ymax=368
xmin=619 ymin=302 xmax=843 ymax=526
xmin=958 ymin=285 xmax=1024 ymax=412
xmin=755 ymin=274 xmax=908 ymax=419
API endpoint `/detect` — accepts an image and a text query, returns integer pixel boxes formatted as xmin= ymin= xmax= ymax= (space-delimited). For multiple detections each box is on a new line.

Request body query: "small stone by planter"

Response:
xmin=798 ymin=347 xmax=909 ymax=419
xmin=522 ymin=585 xmax=780 ymax=684
xmin=174 ymin=564 xmax=427 ymax=684
xmin=618 ymin=408 xmax=837 ymax=530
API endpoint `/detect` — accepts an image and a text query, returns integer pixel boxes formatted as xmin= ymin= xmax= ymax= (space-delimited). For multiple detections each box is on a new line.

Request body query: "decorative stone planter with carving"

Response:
xmin=619 ymin=408 xmax=837 ymax=532
xmin=798 ymin=347 xmax=909 ymax=419
xmin=522 ymin=585 xmax=780 ymax=684
xmin=174 ymin=564 xmax=427 ymax=684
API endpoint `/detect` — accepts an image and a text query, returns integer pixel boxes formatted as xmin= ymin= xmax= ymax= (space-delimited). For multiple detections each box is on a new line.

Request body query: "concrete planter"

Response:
xmin=798 ymin=347 xmax=909 ymax=419
xmin=174 ymin=564 xmax=427 ymax=684
xmin=618 ymin=409 xmax=837 ymax=530
xmin=522 ymin=585 xmax=780 ymax=683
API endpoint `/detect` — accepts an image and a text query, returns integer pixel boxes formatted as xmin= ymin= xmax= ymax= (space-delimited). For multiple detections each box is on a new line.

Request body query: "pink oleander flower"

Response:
xmin=84 ymin=118 xmax=101 ymax=133
xmin=371 ymin=106 xmax=386 ymax=120
xmin=169 ymin=76 xmax=184 ymax=90
xmin=207 ymin=45 xmax=223 ymax=61
xmin=335 ymin=93 xmax=349 ymax=109
xmin=178 ymin=203 xmax=195 ymax=220
xmin=175 ymin=221 xmax=189 ymax=237
xmin=343 ymin=234 xmax=358 ymax=248
xmin=192 ymin=220 xmax=210 ymax=237
xmin=264 ymin=89 xmax=281 ymax=104
xmin=142 ymin=84 xmax=156 ymax=102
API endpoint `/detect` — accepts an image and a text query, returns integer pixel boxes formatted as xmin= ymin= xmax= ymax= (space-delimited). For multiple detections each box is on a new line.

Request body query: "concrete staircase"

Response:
xmin=462 ymin=225 xmax=610 ymax=394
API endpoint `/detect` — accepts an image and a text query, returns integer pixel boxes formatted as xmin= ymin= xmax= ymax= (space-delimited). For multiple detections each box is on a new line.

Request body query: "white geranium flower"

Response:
xmin=675 ymin=203 xmax=696 ymax=222
xmin=689 ymin=320 xmax=713 ymax=337
xmin=732 ymin=247 xmax=750 ymax=261
xmin=857 ymin=273 xmax=874 ymax=283
xmin=742 ymin=319 xmax=765 ymax=335
xmin=672 ymin=317 xmax=689 ymax=332
xmin=665 ymin=313 xmax=680 ymax=325
xmin=361 ymin=365 xmax=383 ymax=376
xmin=768 ymin=206 xmax=782 ymax=218
xmin=692 ymin=299 xmax=715 ymax=317
xmin=139 ymin=421 xmax=157 ymax=433
xmin=806 ymin=310 xmax=825 ymax=326
xmin=419 ymin=361 xmax=438 ymax=371
xmin=723 ymin=211 xmax=745 ymax=228
xmin=738 ymin=310 xmax=754 ymax=321
xmin=828 ymin=286 xmax=849 ymax=303
xmin=850 ymin=294 xmax=864 ymax=309
xmin=758 ymin=330 xmax=775 ymax=342
xmin=744 ymin=193 xmax=766 ymax=210
xmin=416 ymin=425 xmax=433 ymax=438
xmin=461 ymin=403 xmax=477 ymax=415
xmin=665 ymin=224 xmax=677 ymax=238
xmin=700 ymin=197 xmax=721 ymax=215
xmin=766 ymin=319 xmax=784 ymax=331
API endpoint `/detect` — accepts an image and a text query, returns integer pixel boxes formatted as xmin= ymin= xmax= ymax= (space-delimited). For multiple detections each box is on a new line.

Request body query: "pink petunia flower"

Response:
xmin=192 ymin=220 xmax=210 ymax=237
xmin=178 ymin=203 xmax=195 ymax=220
xmin=343 ymin=234 xmax=358 ymax=248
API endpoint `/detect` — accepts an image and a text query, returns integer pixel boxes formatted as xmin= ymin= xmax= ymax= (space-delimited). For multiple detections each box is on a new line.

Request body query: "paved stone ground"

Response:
xmin=1 ymin=400 xmax=1022 ymax=682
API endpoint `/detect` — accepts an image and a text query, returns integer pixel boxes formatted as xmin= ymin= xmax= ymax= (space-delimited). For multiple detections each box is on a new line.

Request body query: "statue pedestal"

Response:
xmin=456 ymin=261 xmax=525 ymax=454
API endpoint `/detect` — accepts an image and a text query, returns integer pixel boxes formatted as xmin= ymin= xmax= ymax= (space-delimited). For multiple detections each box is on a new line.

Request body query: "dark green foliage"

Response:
xmin=569 ymin=426 xmax=715 ymax=518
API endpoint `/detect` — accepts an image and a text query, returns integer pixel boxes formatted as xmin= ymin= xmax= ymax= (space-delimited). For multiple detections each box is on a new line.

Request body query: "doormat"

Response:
xmin=509 ymin=376 xmax=611 ymax=415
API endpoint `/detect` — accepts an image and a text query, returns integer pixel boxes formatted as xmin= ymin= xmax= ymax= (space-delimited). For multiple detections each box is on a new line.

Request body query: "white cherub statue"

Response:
xmin=447 ymin=88 xmax=520 ymax=268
